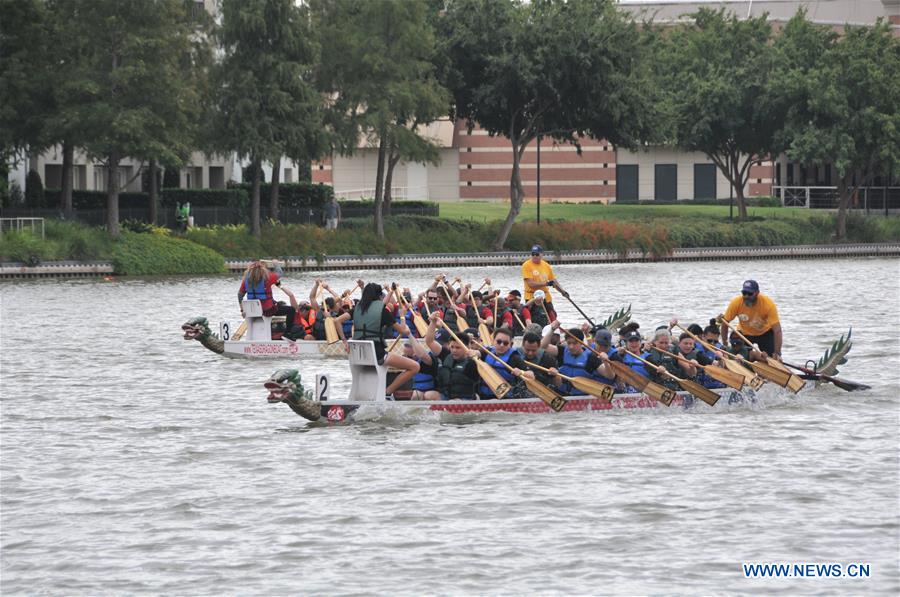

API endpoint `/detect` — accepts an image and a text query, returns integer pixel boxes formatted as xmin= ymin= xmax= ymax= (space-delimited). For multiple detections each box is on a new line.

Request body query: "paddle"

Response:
xmin=782 ymin=361 xmax=871 ymax=392
xmin=394 ymin=284 xmax=429 ymax=337
xmin=717 ymin=315 xmax=796 ymax=376
xmin=466 ymin=288 xmax=495 ymax=346
xmin=625 ymin=350 xmax=721 ymax=406
xmin=231 ymin=320 xmax=248 ymax=341
xmin=557 ymin=288 xmax=596 ymax=327
xmin=437 ymin=320 xmax=512 ymax=400
xmin=465 ymin=337 xmax=568 ymax=411
xmin=521 ymin=358 xmax=614 ymax=402
xmin=324 ymin=316 xmax=340 ymax=344
xmin=557 ymin=326 xmax=674 ymax=406
xmin=439 ymin=281 xmax=468 ymax=331
xmin=654 ymin=347 xmax=745 ymax=390
xmin=512 ymin=310 xmax=530 ymax=335
xmin=493 ymin=294 xmax=499 ymax=331
xmin=673 ymin=323 xmax=765 ymax=391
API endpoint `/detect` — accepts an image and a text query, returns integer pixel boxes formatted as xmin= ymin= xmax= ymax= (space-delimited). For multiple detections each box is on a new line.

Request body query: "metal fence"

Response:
xmin=0 ymin=217 xmax=45 ymax=238
xmin=0 ymin=203 xmax=438 ymax=228
xmin=773 ymin=186 xmax=900 ymax=211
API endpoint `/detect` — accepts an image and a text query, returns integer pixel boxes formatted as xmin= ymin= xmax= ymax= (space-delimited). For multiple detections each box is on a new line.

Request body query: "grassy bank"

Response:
xmin=1 ymin=208 xmax=898 ymax=274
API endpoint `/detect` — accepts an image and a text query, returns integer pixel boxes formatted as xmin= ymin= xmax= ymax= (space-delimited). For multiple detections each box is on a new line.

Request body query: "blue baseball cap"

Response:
xmin=531 ymin=244 xmax=543 ymax=254
xmin=742 ymin=280 xmax=760 ymax=293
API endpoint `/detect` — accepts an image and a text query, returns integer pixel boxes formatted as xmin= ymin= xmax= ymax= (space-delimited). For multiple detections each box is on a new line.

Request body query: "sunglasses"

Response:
xmin=531 ymin=253 xmax=540 ymax=256
xmin=427 ymin=296 xmax=438 ymax=300
xmin=742 ymin=291 xmax=755 ymax=296
xmin=495 ymin=339 xmax=510 ymax=346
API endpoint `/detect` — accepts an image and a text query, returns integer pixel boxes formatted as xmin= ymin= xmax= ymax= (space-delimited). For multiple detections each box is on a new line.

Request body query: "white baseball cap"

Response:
xmin=534 ymin=290 xmax=545 ymax=299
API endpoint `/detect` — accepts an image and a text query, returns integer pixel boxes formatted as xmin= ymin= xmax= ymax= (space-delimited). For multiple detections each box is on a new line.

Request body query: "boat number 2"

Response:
xmin=219 ymin=322 xmax=230 ymax=341
xmin=316 ymin=374 xmax=330 ymax=401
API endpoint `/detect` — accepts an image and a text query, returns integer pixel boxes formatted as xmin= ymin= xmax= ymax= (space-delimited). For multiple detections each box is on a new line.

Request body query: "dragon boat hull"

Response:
xmin=277 ymin=387 xmax=764 ymax=423
xmin=219 ymin=336 xmax=522 ymax=359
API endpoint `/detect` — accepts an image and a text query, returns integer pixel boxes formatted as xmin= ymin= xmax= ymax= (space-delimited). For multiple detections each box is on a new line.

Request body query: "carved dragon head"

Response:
xmin=182 ymin=317 xmax=213 ymax=340
xmin=264 ymin=369 xmax=321 ymax=421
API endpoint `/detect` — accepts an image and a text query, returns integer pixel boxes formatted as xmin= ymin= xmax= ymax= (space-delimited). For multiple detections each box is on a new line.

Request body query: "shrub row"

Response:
xmin=228 ymin=182 xmax=334 ymax=208
xmin=43 ymin=188 xmax=250 ymax=210
xmin=110 ymin=231 xmax=225 ymax=275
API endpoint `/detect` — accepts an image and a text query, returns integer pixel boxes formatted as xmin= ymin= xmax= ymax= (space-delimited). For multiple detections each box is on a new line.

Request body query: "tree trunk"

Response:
xmin=148 ymin=159 xmax=159 ymax=225
xmin=60 ymin=140 xmax=74 ymax=218
xmin=107 ymin=152 xmax=120 ymax=238
xmin=731 ymin=159 xmax=748 ymax=220
xmin=250 ymin=159 xmax=262 ymax=238
xmin=373 ymin=132 xmax=387 ymax=238
xmin=384 ymin=145 xmax=400 ymax=218
xmin=492 ymin=139 xmax=525 ymax=250
xmin=835 ymin=177 xmax=850 ymax=240
xmin=270 ymin=156 xmax=281 ymax=222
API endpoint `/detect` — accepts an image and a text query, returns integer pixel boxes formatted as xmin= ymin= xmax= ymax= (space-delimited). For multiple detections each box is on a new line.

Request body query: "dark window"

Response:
xmin=693 ymin=164 xmax=717 ymax=200
xmin=466 ymin=147 xmax=472 ymax=152
xmin=616 ymin=165 xmax=638 ymax=201
xmin=776 ymin=164 xmax=781 ymax=186
xmin=655 ymin=164 xmax=677 ymax=201
xmin=787 ymin=164 xmax=794 ymax=185
xmin=466 ymin=181 xmax=472 ymax=186
xmin=824 ymin=164 xmax=832 ymax=185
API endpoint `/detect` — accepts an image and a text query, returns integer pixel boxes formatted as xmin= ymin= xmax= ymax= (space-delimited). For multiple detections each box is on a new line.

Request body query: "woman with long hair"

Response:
xmin=353 ymin=282 xmax=419 ymax=398
xmin=237 ymin=260 xmax=294 ymax=325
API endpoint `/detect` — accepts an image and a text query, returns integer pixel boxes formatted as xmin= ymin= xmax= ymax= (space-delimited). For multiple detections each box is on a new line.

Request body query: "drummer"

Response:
xmin=521 ymin=245 xmax=567 ymax=304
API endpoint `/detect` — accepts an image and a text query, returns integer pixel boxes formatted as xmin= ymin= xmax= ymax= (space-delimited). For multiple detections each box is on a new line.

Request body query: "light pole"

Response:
xmin=536 ymin=135 xmax=541 ymax=225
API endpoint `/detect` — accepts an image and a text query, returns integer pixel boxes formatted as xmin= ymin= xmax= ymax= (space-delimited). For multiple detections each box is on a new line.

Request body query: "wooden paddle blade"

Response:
xmin=475 ymin=358 xmax=511 ymax=399
xmin=231 ymin=320 xmax=248 ymax=341
xmin=569 ymin=377 xmax=615 ymax=401
xmin=456 ymin=314 xmax=468 ymax=332
xmin=748 ymin=359 xmax=792 ymax=387
xmin=678 ymin=378 xmax=720 ymax=406
xmin=608 ymin=361 xmax=648 ymax=390
xmin=786 ymin=374 xmax=807 ymax=394
xmin=645 ymin=382 xmax=676 ymax=407
xmin=324 ymin=317 xmax=339 ymax=343
xmin=703 ymin=364 xmax=745 ymax=390
xmin=411 ymin=312 xmax=429 ymax=337
xmin=723 ymin=358 xmax=758 ymax=385
xmin=523 ymin=377 xmax=566 ymax=412
xmin=767 ymin=357 xmax=792 ymax=374
xmin=478 ymin=323 xmax=493 ymax=346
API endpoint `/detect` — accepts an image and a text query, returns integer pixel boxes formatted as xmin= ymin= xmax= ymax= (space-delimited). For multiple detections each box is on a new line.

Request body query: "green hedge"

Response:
xmin=43 ymin=188 xmax=249 ymax=210
xmin=229 ymin=182 xmax=334 ymax=208
xmin=111 ymin=231 xmax=226 ymax=275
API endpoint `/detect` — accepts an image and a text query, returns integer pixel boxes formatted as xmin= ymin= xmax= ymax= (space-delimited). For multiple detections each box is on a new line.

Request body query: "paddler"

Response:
xmin=526 ymin=290 xmax=557 ymax=328
xmin=521 ymin=245 xmax=567 ymax=304
xmin=476 ymin=327 xmax=531 ymax=399
xmin=540 ymin=323 xmax=616 ymax=394
xmin=237 ymin=260 xmax=295 ymax=325
xmin=353 ymin=282 xmax=419 ymax=398
xmin=721 ymin=279 xmax=783 ymax=360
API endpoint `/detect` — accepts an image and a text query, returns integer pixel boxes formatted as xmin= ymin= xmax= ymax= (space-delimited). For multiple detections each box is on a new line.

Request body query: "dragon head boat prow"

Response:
xmin=182 ymin=317 xmax=225 ymax=354
xmin=264 ymin=369 xmax=321 ymax=421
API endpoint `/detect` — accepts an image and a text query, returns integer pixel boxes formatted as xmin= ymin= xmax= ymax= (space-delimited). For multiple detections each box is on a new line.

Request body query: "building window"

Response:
xmin=319 ymin=164 xmax=324 ymax=170
xmin=466 ymin=147 xmax=472 ymax=152
xmin=467 ymin=181 xmax=472 ymax=186
xmin=757 ymin=178 xmax=761 ymax=184
xmin=616 ymin=165 xmax=638 ymax=202
xmin=284 ymin=168 xmax=293 ymax=183
xmin=603 ymin=180 xmax=608 ymax=185
xmin=467 ymin=164 xmax=472 ymax=169
xmin=787 ymin=163 xmax=794 ymax=185
xmin=655 ymin=164 xmax=677 ymax=201
xmin=603 ymin=163 xmax=607 ymax=168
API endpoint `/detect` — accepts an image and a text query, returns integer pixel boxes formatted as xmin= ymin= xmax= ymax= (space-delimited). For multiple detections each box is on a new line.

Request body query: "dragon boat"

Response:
xmin=264 ymin=331 xmax=862 ymax=423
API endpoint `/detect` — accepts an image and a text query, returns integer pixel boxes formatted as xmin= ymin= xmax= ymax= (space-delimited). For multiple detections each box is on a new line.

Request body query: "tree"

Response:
xmin=657 ymin=8 xmax=780 ymax=220
xmin=314 ymin=0 xmax=449 ymax=237
xmin=53 ymin=0 xmax=204 ymax=237
xmin=441 ymin=0 xmax=657 ymax=249
xmin=209 ymin=0 xmax=325 ymax=238
xmin=772 ymin=14 xmax=900 ymax=239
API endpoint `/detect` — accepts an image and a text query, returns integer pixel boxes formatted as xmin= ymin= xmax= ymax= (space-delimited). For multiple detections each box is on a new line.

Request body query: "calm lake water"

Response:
xmin=2 ymin=258 xmax=899 ymax=595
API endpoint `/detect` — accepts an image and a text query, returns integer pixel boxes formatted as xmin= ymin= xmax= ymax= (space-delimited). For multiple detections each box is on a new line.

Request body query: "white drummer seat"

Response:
xmin=347 ymin=340 xmax=387 ymax=401
xmin=241 ymin=299 xmax=272 ymax=341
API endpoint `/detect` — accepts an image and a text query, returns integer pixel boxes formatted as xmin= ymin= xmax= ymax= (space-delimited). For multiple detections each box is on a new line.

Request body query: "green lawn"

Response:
xmin=439 ymin=201 xmax=812 ymax=222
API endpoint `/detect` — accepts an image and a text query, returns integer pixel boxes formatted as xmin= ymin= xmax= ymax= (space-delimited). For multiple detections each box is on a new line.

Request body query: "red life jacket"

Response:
xmin=294 ymin=309 xmax=317 ymax=335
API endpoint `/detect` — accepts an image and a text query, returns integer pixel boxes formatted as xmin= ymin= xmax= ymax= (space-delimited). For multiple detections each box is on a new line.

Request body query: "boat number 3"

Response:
xmin=219 ymin=322 xmax=230 ymax=341
xmin=316 ymin=374 xmax=330 ymax=401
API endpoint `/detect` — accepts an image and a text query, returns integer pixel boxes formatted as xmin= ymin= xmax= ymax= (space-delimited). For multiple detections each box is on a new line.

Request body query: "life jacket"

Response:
xmin=440 ymin=354 xmax=476 ymax=400
xmin=311 ymin=309 xmax=328 ymax=340
xmin=622 ymin=352 xmax=649 ymax=377
xmin=341 ymin=315 xmax=353 ymax=337
xmin=441 ymin=305 xmax=460 ymax=333
xmin=404 ymin=308 xmax=418 ymax=337
xmin=645 ymin=348 xmax=680 ymax=390
xmin=559 ymin=347 xmax=592 ymax=395
xmin=412 ymin=355 xmax=437 ymax=391
xmin=243 ymin=274 xmax=274 ymax=313
xmin=353 ymin=300 xmax=386 ymax=343
xmin=465 ymin=304 xmax=480 ymax=328
xmin=530 ymin=302 xmax=554 ymax=328
xmin=294 ymin=309 xmax=317 ymax=336
xmin=478 ymin=348 xmax=516 ymax=397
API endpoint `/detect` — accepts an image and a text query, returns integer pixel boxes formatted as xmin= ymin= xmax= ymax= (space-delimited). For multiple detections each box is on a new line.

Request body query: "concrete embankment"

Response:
xmin=2 ymin=243 xmax=898 ymax=278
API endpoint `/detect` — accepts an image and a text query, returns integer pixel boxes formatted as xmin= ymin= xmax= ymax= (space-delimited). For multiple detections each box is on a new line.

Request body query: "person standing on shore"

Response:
xmin=522 ymin=245 xmax=566 ymax=303
xmin=720 ymin=279 xmax=783 ymax=359
xmin=324 ymin=196 xmax=341 ymax=230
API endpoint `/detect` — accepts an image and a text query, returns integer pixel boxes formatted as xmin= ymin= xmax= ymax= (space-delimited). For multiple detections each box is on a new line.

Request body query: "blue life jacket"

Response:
xmin=341 ymin=317 xmax=353 ymax=337
xmin=244 ymin=275 xmax=267 ymax=300
xmin=412 ymin=354 xmax=437 ymax=391
xmin=559 ymin=347 xmax=590 ymax=395
xmin=478 ymin=349 xmax=515 ymax=397
xmin=622 ymin=352 xmax=649 ymax=377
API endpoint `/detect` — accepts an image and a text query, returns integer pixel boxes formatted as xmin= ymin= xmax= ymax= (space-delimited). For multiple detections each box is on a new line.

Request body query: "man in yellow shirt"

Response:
xmin=720 ymin=279 xmax=783 ymax=359
xmin=521 ymin=245 xmax=566 ymax=303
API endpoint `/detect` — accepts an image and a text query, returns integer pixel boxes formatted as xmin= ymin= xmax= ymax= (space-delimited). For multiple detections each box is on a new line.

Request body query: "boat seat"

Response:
xmin=242 ymin=299 xmax=272 ymax=341
xmin=347 ymin=340 xmax=387 ymax=401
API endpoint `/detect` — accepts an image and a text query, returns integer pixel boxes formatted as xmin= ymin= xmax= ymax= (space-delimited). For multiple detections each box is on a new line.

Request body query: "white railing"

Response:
xmin=333 ymin=187 xmax=409 ymax=201
xmin=773 ymin=186 xmax=900 ymax=210
xmin=0 ymin=217 xmax=45 ymax=239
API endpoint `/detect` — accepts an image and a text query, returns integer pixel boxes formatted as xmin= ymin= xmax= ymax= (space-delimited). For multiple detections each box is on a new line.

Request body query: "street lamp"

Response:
xmin=536 ymin=135 xmax=541 ymax=225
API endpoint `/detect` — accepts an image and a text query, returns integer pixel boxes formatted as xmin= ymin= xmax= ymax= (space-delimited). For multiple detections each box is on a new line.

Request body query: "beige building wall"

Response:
xmin=331 ymin=147 xmax=459 ymax=201
xmin=616 ymin=147 xmax=738 ymax=200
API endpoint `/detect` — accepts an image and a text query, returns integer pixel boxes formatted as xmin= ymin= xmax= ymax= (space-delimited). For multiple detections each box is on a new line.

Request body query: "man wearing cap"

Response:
xmin=521 ymin=245 xmax=566 ymax=303
xmin=505 ymin=290 xmax=532 ymax=336
xmin=721 ymin=280 xmax=782 ymax=359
